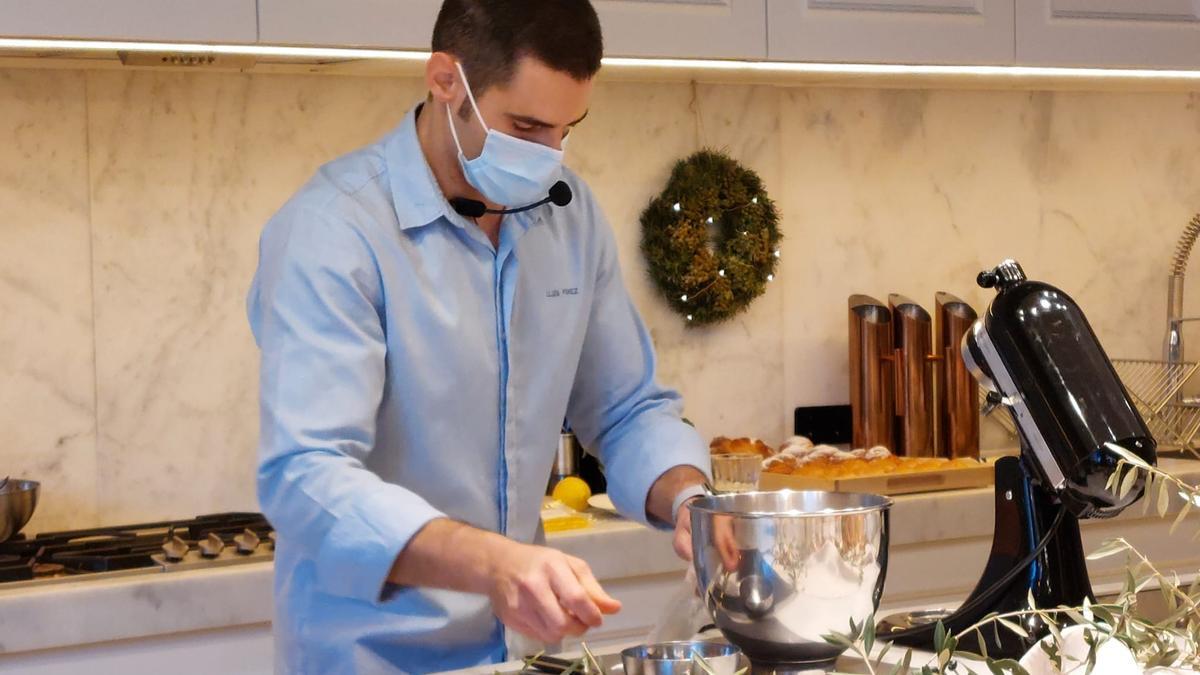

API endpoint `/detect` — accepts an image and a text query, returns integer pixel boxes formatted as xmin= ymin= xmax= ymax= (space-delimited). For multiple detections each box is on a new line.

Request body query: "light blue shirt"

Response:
xmin=247 ymin=104 xmax=708 ymax=674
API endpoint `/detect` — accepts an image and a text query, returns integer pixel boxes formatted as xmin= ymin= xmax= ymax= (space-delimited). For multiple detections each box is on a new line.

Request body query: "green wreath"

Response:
xmin=640 ymin=150 xmax=782 ymax=327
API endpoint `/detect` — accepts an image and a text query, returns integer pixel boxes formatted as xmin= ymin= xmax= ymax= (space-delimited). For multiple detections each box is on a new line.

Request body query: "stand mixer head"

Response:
xmin=964 ymin=259 xmax=1156 ymax=516
xmin=883 ymin=259 xmax=1158 ymax=659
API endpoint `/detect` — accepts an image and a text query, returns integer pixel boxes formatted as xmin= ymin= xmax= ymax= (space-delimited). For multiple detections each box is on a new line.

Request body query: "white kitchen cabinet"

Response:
xmin=0 ymin=0 xmax=257 ymax=43
xmin=766 ymin=0 xmax=1015 ymax=64
xmin=257 ymin=0 xmax=442 ymax=50
xmin=256 ymin=0 xmax=767 ymax=59
xmin=1016 ymin=0 xmax=1200 ymax=69
xmin=594 ymin=0 xmax=766 ymax=59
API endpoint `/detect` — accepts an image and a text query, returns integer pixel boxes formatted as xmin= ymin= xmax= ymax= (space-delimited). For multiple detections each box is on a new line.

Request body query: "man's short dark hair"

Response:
xmin=432 ymin=0 xmax=604 ymax=97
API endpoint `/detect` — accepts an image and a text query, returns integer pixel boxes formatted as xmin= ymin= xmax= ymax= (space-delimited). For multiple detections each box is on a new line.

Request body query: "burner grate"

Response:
xmin=0 ymin=512 xmax=274 ymax=584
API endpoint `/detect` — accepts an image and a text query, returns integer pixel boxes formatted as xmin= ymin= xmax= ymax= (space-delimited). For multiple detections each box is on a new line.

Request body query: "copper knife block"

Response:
xmin=849 ymin=292 xmax=980 ymax=458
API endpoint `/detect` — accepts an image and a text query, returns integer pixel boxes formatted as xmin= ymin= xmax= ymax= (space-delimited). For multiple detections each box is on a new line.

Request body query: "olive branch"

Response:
xmin=822 ymin=449 xmax=1200 ymax=674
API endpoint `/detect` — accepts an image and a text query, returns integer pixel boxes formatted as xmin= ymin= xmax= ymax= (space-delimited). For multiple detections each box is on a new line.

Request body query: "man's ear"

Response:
xmin=425 ymin=52 xmax=459 ymax=105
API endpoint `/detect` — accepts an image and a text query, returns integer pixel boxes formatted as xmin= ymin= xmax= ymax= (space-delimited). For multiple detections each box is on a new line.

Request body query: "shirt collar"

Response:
xmin=385 ymin=102 xmax=473 ymax=231
xmin=384 ymin=102 xmax=549 ymax=235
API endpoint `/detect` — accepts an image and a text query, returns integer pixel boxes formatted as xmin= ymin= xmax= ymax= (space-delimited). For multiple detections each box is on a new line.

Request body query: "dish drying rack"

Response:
xmin=984 ymin=359 xmax=1200 ymax=455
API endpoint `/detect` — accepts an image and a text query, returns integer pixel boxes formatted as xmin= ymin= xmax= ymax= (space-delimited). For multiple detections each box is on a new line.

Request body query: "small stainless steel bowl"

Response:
xmin=690 ymin=490 xmax=892 ymax=669
xmin=0 ymin=480 xmax=39 ymax=541
xmin=621 ymin=641 xmax=742 ymax=675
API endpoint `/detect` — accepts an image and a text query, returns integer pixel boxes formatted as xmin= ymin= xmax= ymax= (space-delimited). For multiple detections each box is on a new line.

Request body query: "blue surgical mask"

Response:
xmin=446 ymin=61 xmax=565 ymax=207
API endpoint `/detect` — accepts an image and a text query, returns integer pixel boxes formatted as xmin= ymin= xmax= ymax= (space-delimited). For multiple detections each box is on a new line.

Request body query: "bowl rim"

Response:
xmin=688 ymin=489 xmax=893 ymax=518
xmin=620 ymin=640 xmax=741 ymax=660
xmin=0 ymin=479 xmax=40 ymax=494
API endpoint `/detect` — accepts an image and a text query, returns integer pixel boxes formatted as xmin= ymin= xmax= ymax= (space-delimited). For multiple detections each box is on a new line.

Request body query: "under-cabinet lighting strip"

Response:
xmin=3 ymin=37 xmax=1200 ymax=81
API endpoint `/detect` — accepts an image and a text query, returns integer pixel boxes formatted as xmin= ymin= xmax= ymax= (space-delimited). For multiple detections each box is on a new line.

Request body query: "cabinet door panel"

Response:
xmin=0 ymin=0 xmax=257 ymax=43
xmin=768 ymin=0 xmax=1015 ymax=64
xmin=258 ymin=0 xmax=767 ymax=59
xmin=257 ymin=0 xmax=441 ymax=49
xmin=1016 ymin=0 xmax=1200 ymax=68
xmin=594 ymin=0 xmax=767 ymax=59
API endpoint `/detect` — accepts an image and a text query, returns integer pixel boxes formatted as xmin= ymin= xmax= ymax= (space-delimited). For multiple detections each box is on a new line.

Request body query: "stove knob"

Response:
xmin=198 ymin=533 xmax=225 ymax=559
xmin=233 ymin=529 xmax=260 ymax=555
xmin=161 ymin=535 xmax=189 ymax=562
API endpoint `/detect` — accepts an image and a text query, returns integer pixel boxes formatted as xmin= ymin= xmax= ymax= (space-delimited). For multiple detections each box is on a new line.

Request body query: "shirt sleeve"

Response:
xmin=564 ymin=202 xmax=710 ymax=529
xmin=247 ymin=205 xmax=445 ymax=604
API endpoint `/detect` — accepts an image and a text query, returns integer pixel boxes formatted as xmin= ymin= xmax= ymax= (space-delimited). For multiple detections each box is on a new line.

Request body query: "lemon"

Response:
xmin=552 ymin=476 xmax=592 ymax=512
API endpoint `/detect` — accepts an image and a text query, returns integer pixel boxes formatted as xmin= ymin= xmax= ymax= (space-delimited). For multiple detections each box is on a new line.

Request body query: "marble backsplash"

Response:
xmin=1 ymin=67 xmax=1197 ymax=531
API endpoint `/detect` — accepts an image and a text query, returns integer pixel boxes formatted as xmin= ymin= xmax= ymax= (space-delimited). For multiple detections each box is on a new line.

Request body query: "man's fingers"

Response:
xmin=504 ymin=615 xmax=541 ymax=643
xmin=563 ymin=615 xmax=590 ymax=638
xmin=673 ymin=527 xmax=694 ymax=562
xmin=514 ymin=587 xmax=560 ymax=644
xmin=528 ymin=577 xmax=575 ymax=641
xmin=566 ymin=557 xmax=622 ymax=614
xmin=548 ymin=561 xmax=604 ymax=627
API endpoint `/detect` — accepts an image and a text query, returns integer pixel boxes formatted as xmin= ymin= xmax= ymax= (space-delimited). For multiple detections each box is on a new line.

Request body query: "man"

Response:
xmin=247 ymin=1 xmax=710 ymax=672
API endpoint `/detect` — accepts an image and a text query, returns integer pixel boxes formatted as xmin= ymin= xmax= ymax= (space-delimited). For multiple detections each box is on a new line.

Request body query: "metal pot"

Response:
xmin=689 ymin=490 xmax=892 ymax=670
xmin=621 ymin=641 xmax=742 ymax=675
xmin=0 ymin=479 xmax=39 ymax=541
xmin=547 ymin=432 xmax=582 ymax=495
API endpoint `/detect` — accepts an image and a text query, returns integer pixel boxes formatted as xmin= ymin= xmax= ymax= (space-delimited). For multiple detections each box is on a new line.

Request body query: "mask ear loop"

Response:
xmin=454 ymin=61 xmax=489 ymax=133
xmin=444 ymin=101 xmax=468 ymax=158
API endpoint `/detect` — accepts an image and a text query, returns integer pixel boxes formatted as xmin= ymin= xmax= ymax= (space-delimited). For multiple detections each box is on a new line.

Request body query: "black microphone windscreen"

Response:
xmin=548 ymin=181 xmax=573 ymax=208
xmin=449 ymin=197 xmax=488 ymax=219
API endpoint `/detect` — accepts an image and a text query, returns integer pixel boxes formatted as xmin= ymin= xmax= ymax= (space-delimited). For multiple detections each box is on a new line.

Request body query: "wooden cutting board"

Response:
xmin=758 ymin=458 xmax=996 ymax=496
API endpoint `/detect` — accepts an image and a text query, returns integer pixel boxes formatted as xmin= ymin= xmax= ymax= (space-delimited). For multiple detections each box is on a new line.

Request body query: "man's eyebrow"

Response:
xmin=508 ymin=110 xmax=590 ymax=128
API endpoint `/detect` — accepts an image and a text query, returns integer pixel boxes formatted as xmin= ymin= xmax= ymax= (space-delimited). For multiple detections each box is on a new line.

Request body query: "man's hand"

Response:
xmin=485 ymin=540 xmax=622 ymax=644
xmin=674 ymin=500 xmax=740 ymax=572
xmin=646 ymin=465 xmax=709 ymax=562
xmin=389 ymin=519 xmax=621 ymax=645
xmin=673 ymin=497 xmax=698 ymax=561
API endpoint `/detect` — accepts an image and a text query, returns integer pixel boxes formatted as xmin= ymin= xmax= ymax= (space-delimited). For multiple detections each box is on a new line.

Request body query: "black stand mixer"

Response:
xmin=881 ymin=259 xmax=1158 ymax=658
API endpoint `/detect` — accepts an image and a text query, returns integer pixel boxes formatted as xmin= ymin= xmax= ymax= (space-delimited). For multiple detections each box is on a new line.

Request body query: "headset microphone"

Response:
xmin=450 ymin=181 xmax=573 ymax=219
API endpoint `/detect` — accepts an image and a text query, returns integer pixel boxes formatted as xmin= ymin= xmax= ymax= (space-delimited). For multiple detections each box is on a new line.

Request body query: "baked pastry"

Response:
xmin=763 ymin=437 xmax=980 ymax=478
xmin=710 ymin=436 xmax=775 ymax=459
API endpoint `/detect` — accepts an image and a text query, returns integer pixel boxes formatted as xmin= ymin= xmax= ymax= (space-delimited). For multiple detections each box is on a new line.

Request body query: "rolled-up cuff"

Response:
xmin=605 ymin=421 xmax=710 ymax=530
xmin=312 ymin=487 xmax=446 ymax=603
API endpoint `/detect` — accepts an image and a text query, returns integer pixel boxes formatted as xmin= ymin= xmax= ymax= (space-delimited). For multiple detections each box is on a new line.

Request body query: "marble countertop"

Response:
xmin=3 ymin=457 xmax=1197 ymax=657
xmin=0 ymin=561 xmax=274 ymax=655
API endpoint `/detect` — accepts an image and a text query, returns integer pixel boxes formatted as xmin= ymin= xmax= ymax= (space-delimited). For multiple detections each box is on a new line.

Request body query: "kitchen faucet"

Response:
xmin=1166 ymin=214 xmax=1200 ymax=403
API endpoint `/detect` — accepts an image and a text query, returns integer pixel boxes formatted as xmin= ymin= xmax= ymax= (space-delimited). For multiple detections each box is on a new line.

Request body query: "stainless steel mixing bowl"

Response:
xmin=690 ymin=490 xmax=892 ymax=670
xmin=0 ymin=480 xmax=39 ymax=541
xmin=621 ymin=641 xmax=742 ymax=675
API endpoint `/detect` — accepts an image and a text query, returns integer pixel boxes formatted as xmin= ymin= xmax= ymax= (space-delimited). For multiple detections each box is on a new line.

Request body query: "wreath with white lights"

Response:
xmin=640 ymin=150 xmax=782 ymax=327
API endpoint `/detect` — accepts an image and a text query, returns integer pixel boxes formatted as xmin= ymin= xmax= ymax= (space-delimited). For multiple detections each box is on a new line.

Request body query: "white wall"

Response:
xmin=3 ymin=68 xmax=1198 ymax=531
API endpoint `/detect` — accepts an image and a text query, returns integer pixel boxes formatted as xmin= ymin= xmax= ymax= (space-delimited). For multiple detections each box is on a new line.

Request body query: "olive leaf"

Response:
xmin=997 ymin=618 xmax=1030 ymax=639
xmin=889 ymin=650 xmax=912 ymax=675
xmin=1105 ymin=442 xmax=1151 ymax=469
xmin=1106 ymin=465 xmax=1122 ymax=492
xmin=1171 ymin=498 xmax=1193 ymax=535
xmin=1120 ymin=466 xmax=1140 ymax=501
xmin=1086 ymin=539 xmax=1129 ymax=561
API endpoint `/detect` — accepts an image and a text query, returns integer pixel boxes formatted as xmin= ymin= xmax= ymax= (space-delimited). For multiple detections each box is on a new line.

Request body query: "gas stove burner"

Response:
xmin=233 ymin=529 xmax=260 ymax=555
xmin=32 ymin=563 xmax=65 ymax=577
xmin=161 ymin=535 xmax=189 ymax=563
xmin=0 ymin=512 xmax=274 ymax=586
xmin=198 ymin=533 xmax=225 ymax=559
